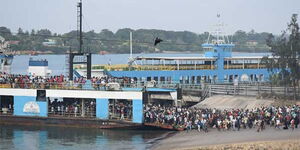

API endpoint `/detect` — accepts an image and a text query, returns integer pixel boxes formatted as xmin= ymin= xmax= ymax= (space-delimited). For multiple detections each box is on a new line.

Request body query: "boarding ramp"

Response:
xmin=193 ymin=95 xmax=274 ymax=110
xmin=73 ymin=69 xmax=82 ymax=78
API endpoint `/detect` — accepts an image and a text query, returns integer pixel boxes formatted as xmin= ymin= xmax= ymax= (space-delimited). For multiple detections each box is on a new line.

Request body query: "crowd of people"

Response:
xmin=109 ymin=101 xmax=132 ymax=120
xmin=48 ymin=99 xmax=96 ymax=117
xmin=48 ymin=99 xmax=133 ymax=120
xmin=144 ymin=104 xmax=300 ymax=132
xmin=0 ymin=72 xmax=135 ymax=90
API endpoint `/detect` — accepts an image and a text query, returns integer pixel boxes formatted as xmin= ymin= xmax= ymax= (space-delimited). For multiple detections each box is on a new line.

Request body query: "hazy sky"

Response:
xmin=1 ymin=0 xmax=299 ymax=35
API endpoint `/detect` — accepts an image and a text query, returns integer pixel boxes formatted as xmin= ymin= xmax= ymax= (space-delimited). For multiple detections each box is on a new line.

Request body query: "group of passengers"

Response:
xmin=109 ymin=101 xmax=132 ymax=120
xmin=144 ymin=104 xmax=300 ymax=132
xmin=0 ymin=73 xmax=66 ymax=88
xmin=49 ymin=99 xmax=96 ymax=117
xmin=0 ymin=72 xmax=134 ymax=90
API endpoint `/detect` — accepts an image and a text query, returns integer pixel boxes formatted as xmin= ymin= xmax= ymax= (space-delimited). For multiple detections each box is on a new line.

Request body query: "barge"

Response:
xmin=0 ymin=88 xmax=145 ymax=129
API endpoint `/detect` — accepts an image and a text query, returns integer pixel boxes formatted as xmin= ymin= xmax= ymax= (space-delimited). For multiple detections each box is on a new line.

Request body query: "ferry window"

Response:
xmin=208 ymin=76 xmax=211 ymax=83
xmin=250 ymin=74 xmax=254 ymax=81
xmin=196 ymin=76 xmax=201 ymax=84
xmin=180 ymin=76 xmax=183 ymax=84
xmin=185 ymin=76 xmax=190 ymax=84
xmin=202 ymin=76 xmax=207 ymax=82
xmin=141 ymin=77 xmax=146 ymax=81
xmin=160 ymin=77 xmax=165 ymax=82
xmin=259 ymin=74 xmax=264 ymax=81
xmin=191 ymin=76 xmax=195 ymax=84
xmin=254 ymin=74 xmax=258 ymax=81
xmin=147 ymin=77 xmax=151 ymax=81
xmin=154 ymin=77 xmax=158 ymax=82
xmin=36 ymin=90 xmax=46 ymax=101
xmin=166 ymin=77 xmax=172 ymax=83
xmin=234 ymin=75 xmax=239 ymax=80
xmin=213 ymin=75 xmax=217 ymax=83
xmin=229 ymin=75 xmax=233 ymax=82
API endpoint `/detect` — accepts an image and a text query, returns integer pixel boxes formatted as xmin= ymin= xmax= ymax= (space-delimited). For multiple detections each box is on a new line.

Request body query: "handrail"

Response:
xmin=224 ymin=64 xmax=267 ymax=69
xmin=89 ymin=64 xmax=215 ymax=71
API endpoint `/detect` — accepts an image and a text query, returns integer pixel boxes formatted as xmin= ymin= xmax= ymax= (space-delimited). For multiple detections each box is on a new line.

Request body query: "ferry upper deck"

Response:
xmin=94 ymin=55 xmax=269 ymax=71
xmin=101 ymin=47 xmax=272 ymax=84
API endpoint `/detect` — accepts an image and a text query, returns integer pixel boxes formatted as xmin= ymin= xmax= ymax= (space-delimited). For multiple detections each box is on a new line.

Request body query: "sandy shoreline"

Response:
xmin=181 ymin=139 xmax=300 ymax=150
xmin=152 ymin=128 xmax=300 ymax=150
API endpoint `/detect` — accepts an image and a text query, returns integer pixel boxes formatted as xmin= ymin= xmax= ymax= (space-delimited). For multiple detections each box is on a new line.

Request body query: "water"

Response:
xmin=0 ymin=125 xmax=168 ymax=150
xmin=10 ymin=52 xmax=271 ymax=75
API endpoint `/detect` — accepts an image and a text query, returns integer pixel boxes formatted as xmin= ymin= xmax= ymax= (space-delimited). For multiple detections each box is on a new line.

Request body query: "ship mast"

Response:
xmin=68 ymin=0 xmax=92 ymax=80
xmin=78 ymin=0 xmax=83 ymax=53
xmin=130 ymin=31 xmax=133 ymax=59
xmin=205 ymin=14 xmax=230 ymax=45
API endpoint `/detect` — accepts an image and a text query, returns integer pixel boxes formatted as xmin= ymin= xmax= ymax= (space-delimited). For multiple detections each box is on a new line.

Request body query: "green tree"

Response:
xmin=17 ymin=27 xmax=24 ymax=35
xmin=0 ymin=26 xmax=12 ymax=39
xmin=263 ymin=14 xmax=300 ymax=99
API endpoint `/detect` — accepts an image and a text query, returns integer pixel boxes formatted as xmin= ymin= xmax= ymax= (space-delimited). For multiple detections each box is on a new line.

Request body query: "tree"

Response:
xmin=233 ymin=30 xmax=247 ymax=43
xmin=263 ymin=14 xmax=300 ymax=100
xmin=0 ymin=26 xmax=12 ymax=39
xmin=31 ymin=29 xmax=35 ymax=36
xmin=37 ymin=29 xmax=52 ymax=38
xmin=17 ymin=28 xmax=24 ymax=35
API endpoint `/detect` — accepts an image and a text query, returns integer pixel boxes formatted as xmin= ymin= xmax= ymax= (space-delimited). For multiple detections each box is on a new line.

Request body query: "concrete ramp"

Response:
xmin=193 ymin=95 xmax=274 ymax=110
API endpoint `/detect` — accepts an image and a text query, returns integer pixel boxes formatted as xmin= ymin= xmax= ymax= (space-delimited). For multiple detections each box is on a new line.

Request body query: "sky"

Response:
xmin=1 ymin=0 xmax=299 ymax=35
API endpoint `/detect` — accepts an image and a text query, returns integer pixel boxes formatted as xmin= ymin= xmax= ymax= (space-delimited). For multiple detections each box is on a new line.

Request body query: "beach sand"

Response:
xmin=152 ymin=128 xmax=300 ymax=150
xmin=181 ymin=139 xmax=300 ymax=150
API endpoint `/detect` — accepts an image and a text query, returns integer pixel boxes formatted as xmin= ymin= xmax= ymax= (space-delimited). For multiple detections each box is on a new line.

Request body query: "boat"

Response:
xmin=27 ymin=57 xmax=52 ymax=77
xmin=96 ymin=18 xmax=271 ymax=85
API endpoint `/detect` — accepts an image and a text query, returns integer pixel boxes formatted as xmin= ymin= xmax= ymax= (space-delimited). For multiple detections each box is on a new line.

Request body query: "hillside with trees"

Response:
xmin=0 ymin=26 xmax=271 ymax=54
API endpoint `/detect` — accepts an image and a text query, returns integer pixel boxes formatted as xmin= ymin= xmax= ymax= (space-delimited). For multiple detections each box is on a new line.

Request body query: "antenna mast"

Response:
xmin=77 ymin=0 xmax=83 ymax=53
xmin=130 ymin=31 xmax=133 ymax=59
xmin=69 ymin=0 xmax=92 ymax=80
xmin=205 ymin=14 xmax=231 ymax=45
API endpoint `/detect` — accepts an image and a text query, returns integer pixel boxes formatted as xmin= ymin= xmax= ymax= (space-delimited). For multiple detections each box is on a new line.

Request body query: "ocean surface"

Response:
xmin=11 ymin=52 xmax=271 ymax=75
xmin=0 ymin=125 xmax=168 ymax=150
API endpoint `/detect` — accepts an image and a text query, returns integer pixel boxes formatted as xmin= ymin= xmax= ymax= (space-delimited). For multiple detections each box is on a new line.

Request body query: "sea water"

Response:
xmin=0 ymin=125 xmax=168 ymax=150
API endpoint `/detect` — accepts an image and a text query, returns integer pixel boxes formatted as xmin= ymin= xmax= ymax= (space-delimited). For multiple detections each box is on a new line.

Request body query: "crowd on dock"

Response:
xmin=144 ymin=104 xmax=300 ymax=132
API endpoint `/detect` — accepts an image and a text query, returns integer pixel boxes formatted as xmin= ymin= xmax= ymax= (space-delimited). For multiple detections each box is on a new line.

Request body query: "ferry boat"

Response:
xmin=95 ymin=22 xmax=270 ymax=85
xmin=27 ymin=58 xmax=52 ymax=77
